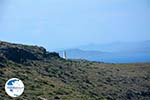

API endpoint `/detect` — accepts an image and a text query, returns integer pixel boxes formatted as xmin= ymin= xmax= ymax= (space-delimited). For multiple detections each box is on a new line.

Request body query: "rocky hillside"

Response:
xmin=0 ymin=41 xmax=150 ymax=100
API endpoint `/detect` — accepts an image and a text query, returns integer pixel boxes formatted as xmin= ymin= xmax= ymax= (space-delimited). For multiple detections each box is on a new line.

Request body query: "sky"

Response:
xmin=0 ymin=0 xmax=149 ymax=50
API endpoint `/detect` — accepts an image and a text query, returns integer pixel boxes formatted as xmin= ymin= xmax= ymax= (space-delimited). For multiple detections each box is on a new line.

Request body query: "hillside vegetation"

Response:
xmin=0 ymin=41 xmax=150 ymax=100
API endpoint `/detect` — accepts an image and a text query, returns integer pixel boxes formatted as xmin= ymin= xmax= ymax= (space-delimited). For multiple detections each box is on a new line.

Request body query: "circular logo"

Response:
xmin=5 ymin=78 xmax=24 ymax=97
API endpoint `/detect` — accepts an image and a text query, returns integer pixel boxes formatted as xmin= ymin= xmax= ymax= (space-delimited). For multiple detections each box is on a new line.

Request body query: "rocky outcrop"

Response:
xmin=0 ymin=41 xmax=60 ymax=63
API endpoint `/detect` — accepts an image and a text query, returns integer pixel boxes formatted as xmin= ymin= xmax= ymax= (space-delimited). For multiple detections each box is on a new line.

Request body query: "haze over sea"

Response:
xmin=0 ymin=0 xmax=149 ymax=63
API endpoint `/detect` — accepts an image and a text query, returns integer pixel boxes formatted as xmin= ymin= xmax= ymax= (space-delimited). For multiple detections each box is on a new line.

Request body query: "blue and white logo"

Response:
xmin=5 ymin=78 xmax=24 ymax=97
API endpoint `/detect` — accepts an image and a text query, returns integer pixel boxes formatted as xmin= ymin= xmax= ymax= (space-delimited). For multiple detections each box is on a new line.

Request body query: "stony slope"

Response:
xmin=0 ymin=41 xmax=150 ymax=100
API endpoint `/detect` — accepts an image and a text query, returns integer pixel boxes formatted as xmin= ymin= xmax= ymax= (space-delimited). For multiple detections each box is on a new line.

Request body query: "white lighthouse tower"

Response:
xmin=63 ymin=51 xmax=67 ymax=59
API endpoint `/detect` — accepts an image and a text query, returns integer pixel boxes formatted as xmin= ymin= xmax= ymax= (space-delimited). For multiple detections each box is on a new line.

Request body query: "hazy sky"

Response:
xmin=0 ymin=0 xmax=149 ymax=50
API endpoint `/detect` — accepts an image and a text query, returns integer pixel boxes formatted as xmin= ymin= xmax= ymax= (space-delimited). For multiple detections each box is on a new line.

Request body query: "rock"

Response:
xmin=37 ymin=96 xmax=47 ymax=100
xmin=54 ymin=96 xmax=61 ymax=100
xmin=0 ymin=41 xmax=60 ymax=64
xmin=0 ymin=47 xmax=38 ymax=63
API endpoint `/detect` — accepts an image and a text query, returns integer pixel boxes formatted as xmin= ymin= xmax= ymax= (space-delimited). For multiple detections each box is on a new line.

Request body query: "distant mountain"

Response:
xmin=58 ymin=49 xmax=111 ymax=61
xmin=58 ymin=41 xmax=150 ymax=63
xmin=78 ymin=41 xmax=150 ymax=53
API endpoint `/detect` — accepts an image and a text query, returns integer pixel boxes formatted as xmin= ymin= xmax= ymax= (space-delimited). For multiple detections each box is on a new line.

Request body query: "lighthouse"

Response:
xmin=63 ymin=51 xmax=67 ymax=59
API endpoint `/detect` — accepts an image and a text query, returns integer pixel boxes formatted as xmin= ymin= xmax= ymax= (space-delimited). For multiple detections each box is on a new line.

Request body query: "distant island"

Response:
xmin=58 ymin=41 xmax=150 ymax=63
